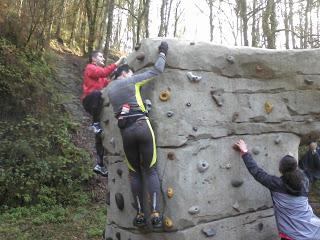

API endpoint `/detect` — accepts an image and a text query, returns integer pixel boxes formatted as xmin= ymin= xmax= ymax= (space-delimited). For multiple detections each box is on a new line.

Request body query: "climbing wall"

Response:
xmin=101 ymin=39 xmax=320 ymax=240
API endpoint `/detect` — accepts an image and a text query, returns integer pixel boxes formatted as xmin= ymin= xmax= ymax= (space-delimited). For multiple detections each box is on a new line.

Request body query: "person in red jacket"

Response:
xmin=81 ymin=50 xmax=125 ymax=177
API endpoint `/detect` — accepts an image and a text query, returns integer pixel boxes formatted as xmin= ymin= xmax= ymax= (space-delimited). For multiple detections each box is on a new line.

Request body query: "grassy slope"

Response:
xmin=0 ymin=40 xmax=107 ymax=240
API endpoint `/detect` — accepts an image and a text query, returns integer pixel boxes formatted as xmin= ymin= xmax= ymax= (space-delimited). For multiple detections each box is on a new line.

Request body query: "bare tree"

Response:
xmin=173 ymin=0 xmax=184 ymax=38
xmin=85 ymin=0 xmax=100 ymax=55
xmin=262 ymin=0 xmax=277 ymax=49
xmin=104 ymin=0 xmax=115 ymax=58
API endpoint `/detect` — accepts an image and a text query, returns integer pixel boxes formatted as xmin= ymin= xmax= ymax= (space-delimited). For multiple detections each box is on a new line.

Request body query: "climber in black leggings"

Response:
xmin=106 ymin=41 xmax=168 ymax=229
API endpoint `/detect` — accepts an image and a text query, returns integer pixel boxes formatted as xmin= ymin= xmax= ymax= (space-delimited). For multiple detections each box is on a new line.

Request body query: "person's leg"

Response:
xmin=82 ymin=90 xmax=103 ymax=123
xmin=137 ymin=119 xmax=162 ymax=228
xmin=121 ymin=127 xmax=146 ymax=227
xmin=92 ymin=132 xmax=108 ymax=177
xmin=95 ymin=132 xmax=104 ymax=166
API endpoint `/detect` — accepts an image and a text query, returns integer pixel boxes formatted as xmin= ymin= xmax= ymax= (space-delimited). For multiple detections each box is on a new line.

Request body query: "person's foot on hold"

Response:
xmin=151 ymin=211 xmax=163 ymax=230
xmin=133 ymin=213 xmax=147 ymax=228
xmin=91 ymin=122 xmax=102 ymax=134
xmin=93 ymin=164 xmax=108 ymax=177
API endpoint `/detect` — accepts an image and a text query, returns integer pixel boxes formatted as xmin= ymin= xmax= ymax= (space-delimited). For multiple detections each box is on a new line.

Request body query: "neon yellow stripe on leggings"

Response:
xmin=125 ymin=155 xmax=135 ymax=172
xmin=146 ymin=118 xmax=157 ymax=168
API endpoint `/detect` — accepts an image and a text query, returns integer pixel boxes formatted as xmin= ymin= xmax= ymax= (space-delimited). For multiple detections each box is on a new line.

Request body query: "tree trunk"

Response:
xmin=262 ymin=0 xmax=276 ymax=49
xmin=304 ymin=0 xmax=311 ymax=48
xmin=55 ymin=0 xmax=66 ymax=38
xmin=284 ymin=0 xmax=289 ymax=49
xmin=144 ymin=0 xmax=150 ymax=38
xmin=85 ymin=0 xmax=100 ymax=56
xmin=158 ymin=0 xmax=167 ymax=37
xmin=240 ymin=0 xmax=248 ymax=46
xmin=164 ymin=0 xmax=173 ymax=36
xmin=251 ymin=0 xmax=258 ymax=47
xmin=208 ymin=0 xmax=214 ymax=42
xmin=289 ymin=0 xmax=296 ymax=48
xmin=104 ymin=0 xmax=115 ymax=58
xmin=173 ymin=0 xmax=183 ymax=38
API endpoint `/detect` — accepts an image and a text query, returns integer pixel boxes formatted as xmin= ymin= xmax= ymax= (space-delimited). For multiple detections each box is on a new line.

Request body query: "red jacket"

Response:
xmin=81 ymin=63 xmax=117 ymax=100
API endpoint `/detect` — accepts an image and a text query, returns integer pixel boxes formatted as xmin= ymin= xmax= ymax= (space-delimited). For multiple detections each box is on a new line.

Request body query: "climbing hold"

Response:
xmin=255 ymin=64 xmax=264 ymax=72
xmin=202 ymin=227 xmax=216 ymax=237
xmin=167 ymin=187 xmax=174 ymax=198
xmin=164 ymin=216 xmax=173 ymax=228
xmin=197 ymin=160 xmax=209 ymax=173
xmin=110 ymin=137 xmax=115 ymax=148
xmin=258 ymin=222 xmax=264 ymax=231
xmin=233 ymin=201 xmax=240 ymax=212
xmin=187 ymin=72 xmax=202 ymax=82
xmin=274 ymin=136 xmax=281 ymax=145
xmin=116 ymin=232 xmax=121 ymax=240
xmin=193 ymin=127 xmax=198 ymax=132
xmin=226 ymin=55 xmax=235 ymax=64
xmin=220 ymin=163 xmax=232 ymax=170
xmin=159 ymin=90 xmax=171 ymax=101
xmin=145 ymin=99 xmax=152 ymax=112
xmin=304 ymin=78 xmax=314 ymax=85
xmin=264 ymin=101 xmax=273 ymax=114
xmin=231 ymin=179 xmax=243 ymax=188
xmin=134 ymin=43 xmax=141 ymax=51
xmin=115 ymin=193 xmax=124 ymax=210
xmin=117 ymin=169 xmax=123 ymax=177
xmin=167 ymin=152 xmax=176 ymax=160
xmin=252 ymin=147 xmax=260 ymax=155
xmin=210 ymin=89 xmax=224 ymax=107
xmin=232 ymin=112 xmax=239 ymax=122
xmin=306 ymin=118 xmax=313 ymax=123
xmin=188 ymin=206 xmax=200 ymax=215
xmin=167 ymin=111 xmax=174 ymax=117
xmin=136 ymin=52 xmax=145 ymax=61
xmin=186 ymin=102 xmax=191 ymax=107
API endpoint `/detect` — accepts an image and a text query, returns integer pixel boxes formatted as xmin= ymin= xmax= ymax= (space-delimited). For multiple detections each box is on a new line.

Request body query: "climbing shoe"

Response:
xmin=91 ymin=122 xmax=102 ymax=134
xmin=93 ymin=164 xmax=108 ymax=177
xmin=151 ymin=212 xmax=163 ymax=230
xmin=133 ymin=213 xmax=147 ymax=228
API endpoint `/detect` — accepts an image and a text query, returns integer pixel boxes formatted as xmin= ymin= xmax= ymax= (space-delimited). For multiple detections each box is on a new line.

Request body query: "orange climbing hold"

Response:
xmin=159 ymin=90 xmax=171 ymax=101
xmin=264 ymin=101 xmax=273 ymax=114
xmin=167 ymin=187 xmax=174 ymax=198
xmin=164 ymin=216 xmax=173 ymax=228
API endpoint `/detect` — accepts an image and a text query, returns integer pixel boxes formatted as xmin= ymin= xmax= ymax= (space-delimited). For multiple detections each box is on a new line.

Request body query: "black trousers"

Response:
xmin=82 ymin=90 xmax=103 ymax=123
xmin=120 ymin=118 xmax=160 ymax=213
xmin=82 ymin=90 xmax=104 ymax=166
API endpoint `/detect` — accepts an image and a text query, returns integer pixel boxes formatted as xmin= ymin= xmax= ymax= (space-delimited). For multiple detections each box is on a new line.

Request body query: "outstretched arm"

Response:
xmin=87 ymin=56 xmax=126 ymax=79
xmin=234 ymin=140 xmax=281 ymax=191
xmin=130 ymin=41 xmax=168 ymax=85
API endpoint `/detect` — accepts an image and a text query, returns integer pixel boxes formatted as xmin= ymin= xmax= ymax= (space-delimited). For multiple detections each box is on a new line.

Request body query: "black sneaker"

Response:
xmin=151 ymin=214 xmax=163 ymax=230
xmin=133 ymin=213 xmax=147 ymax=228
xmin=93 ymin=164 xmax=108 ymax=177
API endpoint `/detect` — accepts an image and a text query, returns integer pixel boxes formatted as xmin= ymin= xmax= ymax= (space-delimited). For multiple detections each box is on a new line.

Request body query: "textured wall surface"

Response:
xmin=101 ymin=39 xmax=320 ymax=240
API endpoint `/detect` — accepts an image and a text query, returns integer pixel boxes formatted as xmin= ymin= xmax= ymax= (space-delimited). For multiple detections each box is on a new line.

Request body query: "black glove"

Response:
xmin=158 ymin=41 xmax=168 ymax=55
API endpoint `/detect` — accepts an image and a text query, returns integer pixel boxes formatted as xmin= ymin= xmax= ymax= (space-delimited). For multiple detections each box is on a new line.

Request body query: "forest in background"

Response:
xmin=1 ymin=0 xmax=320 ymax=59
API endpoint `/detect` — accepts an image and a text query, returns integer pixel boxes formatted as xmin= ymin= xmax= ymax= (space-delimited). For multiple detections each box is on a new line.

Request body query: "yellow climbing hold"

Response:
xmin=167 ymin=187 xmax=174 ymax=198
xmin=164 ymin=216 xmax=173 ymax=228
xmin=159 ymin=90 xmax=171 ymax=101
xmin=264 ymin=101 xmax=273 ymax=114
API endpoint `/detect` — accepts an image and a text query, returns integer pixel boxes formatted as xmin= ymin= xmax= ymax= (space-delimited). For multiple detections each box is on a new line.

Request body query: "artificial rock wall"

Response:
xmin=101 ymin=39 xmax=320 ymax=240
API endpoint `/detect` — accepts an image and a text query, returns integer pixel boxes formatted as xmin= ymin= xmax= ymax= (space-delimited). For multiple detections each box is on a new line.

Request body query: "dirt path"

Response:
xmin=52 ymin=50 xmax=107 ymax=202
